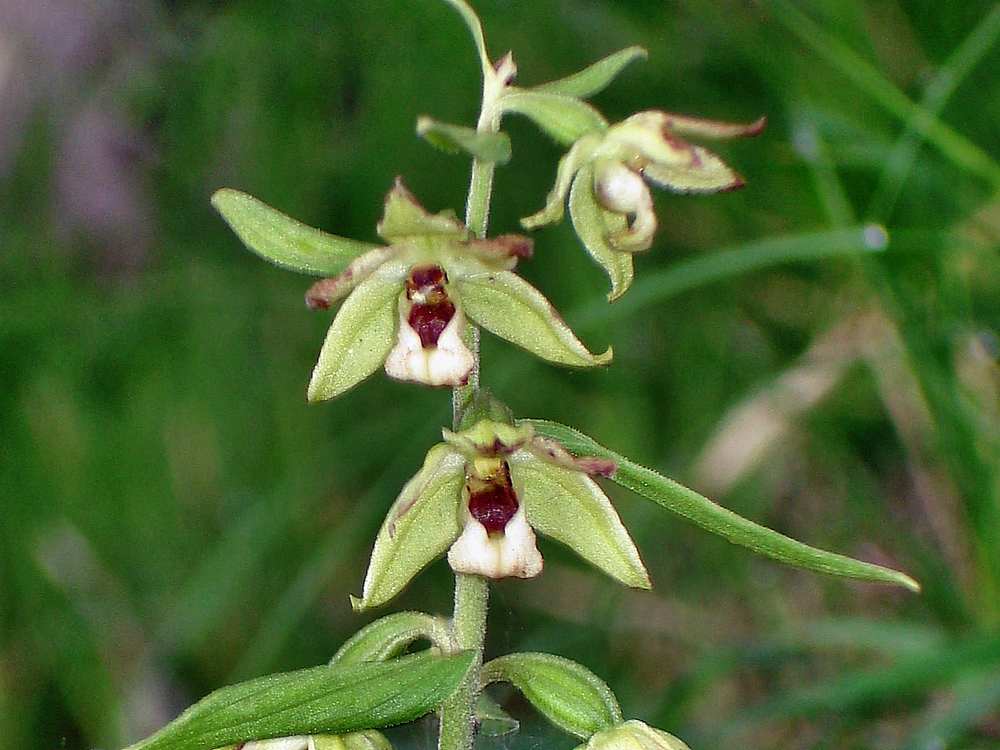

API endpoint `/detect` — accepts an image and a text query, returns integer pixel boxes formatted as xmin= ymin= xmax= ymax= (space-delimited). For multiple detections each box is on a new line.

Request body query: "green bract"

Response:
xmin=525 ymin=419 xmax=920 ymax=592
xmin=213 ymin=179 xmax=610 ymax=401
xmin=522 ymin=111 xmax=766 ymax=300
xmin=354 ymin=418 xmax=648 ymax=611
xmin=482 ymin=653 xmax=622 ymax=740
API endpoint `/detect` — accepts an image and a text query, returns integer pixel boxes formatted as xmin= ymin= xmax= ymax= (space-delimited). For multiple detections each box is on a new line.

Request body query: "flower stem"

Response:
xmin=440 ymin=58 xmax=503 ymax=750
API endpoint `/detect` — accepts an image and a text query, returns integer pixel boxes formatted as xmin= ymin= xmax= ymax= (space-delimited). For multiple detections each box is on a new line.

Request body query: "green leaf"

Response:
xmin=481 ymin=653 xmax=622 ymax=739
xmin=126 ymin=651 xmax=476 ymax=750
xmin=330 ymin=612 xmax=453 ymax=667
xmin=356 ymin=444 xmax=466 ymax=610
xmin=568 ymin=164 xmax=634 ymax=301
xmin=211 ymin=189 xmax=378 ymax=276
xmin=475 ymin=694 xmax=520 ymax=738
xmin=523 ymin=420 xmax=921 ymax=592
xmin=307 ymin=261 xmax=407 ymax=402
xmin=509 ymin=451 xmax=649 ymax=589
xmin=534 ymin=46 xmax=647 ymax=99
xmin=499 ymin=91 xmax=607 ymax=145
xmin=455 ymin=270 xmax=612 ymax=368
xmin=416 ymin=117 xmax=512 ymax=164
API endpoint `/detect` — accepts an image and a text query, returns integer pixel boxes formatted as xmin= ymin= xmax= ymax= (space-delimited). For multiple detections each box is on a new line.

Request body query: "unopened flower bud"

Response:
xmin=580 ymin=721 xmax=692 ymax=750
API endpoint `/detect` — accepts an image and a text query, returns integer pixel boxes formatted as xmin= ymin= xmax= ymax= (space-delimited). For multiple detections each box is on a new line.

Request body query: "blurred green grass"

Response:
xmin=1 ymin=1 xmax=998 ymax=749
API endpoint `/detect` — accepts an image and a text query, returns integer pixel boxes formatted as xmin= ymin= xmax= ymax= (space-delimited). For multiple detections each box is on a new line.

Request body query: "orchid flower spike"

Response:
xmin=212 ymin=179 xmax=611 ymax=401
xmin=354 ymin=408 xmax=650 ymax=611
xmin=522 ymin=110 xmax=765 ymax=300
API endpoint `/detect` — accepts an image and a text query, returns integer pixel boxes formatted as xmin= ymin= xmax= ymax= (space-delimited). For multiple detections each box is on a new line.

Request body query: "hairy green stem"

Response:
xmin=439 ymin=51 xmax=504 ymax=750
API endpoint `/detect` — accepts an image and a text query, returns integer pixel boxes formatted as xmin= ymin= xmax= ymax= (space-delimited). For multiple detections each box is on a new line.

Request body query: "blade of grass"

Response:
xmin=769 ymin=0 xmax=1000 ymax=187
xmin=720 ymin=634 xmax=1000 ymax=737
xmin=868 ymin=5 xmax=1000 ymax=219
xmin=569 ymin=226 xmax=888 ymax=330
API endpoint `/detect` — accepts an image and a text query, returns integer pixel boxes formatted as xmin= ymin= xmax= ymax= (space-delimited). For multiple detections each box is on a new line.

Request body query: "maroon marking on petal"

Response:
xmin=409 ymin=265 xmax=447 ymax=290
xmin=468 ymin=463 xmax=519 ymax=534
xmin=409 ymin=300 xmax=456 ymax=347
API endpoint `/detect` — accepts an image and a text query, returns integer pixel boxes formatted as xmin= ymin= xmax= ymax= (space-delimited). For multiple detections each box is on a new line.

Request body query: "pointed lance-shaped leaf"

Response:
xmin=416 ymin=117 xmax=512 ymax=164
xmin=499 ymin=91 xmax=608 ymax=146
xmin=126 ymin=651 xmax=476 ymax=750
xmin=211 ymin=189 xmax=379 ymax=276
xmin=523 ymin=420 xmax=921 ymax=592
xmin=568 ymin=164 xmax=634 ymax=301
xmin=455 ymin=271 xmax=612 ymax=368
xmin=509 ymin=451 xmax=650 ymax=590
xmin=481 ymin=653 xmax=622 ymax=739
xmin=355 ymin=445 xmax=466 ymax=611
xmin=307 ymin=260 xmax=408 ymax=402
xmin=330 ymin=612 xmax=453 ymax=667
xmin=377 ymin=179 xmax=469 ymax=243
xmin=533 ymin=46 xmax=647 ymax=99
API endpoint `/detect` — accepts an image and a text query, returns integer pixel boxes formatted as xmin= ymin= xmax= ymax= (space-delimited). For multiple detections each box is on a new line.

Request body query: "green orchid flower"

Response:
xmin=212 ymin=179 xmax=611 ymax=401
xmin=522 ymin=110 xmax=765 ymax=300
xmin=354 ymin=414 xmax=650 ymax=611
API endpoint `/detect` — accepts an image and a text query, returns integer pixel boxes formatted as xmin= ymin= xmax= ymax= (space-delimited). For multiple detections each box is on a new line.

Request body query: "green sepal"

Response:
xmin=330 ymin=612 xmax=453 ymax=667
xmin=524 ymin=420 xmax=921 ymax=592
xmin=211 ymin=189 xmax=379 ymax=276
xmin=475 ymin=694 xmax=520 ymax=737
xmin=355 ymin=444 xmax=466 ymax=610
xmin=481 ymin=653 xmax=622 ymax=740
xmin=533 ymin=46 xmax=647 ymax=99
xmin=641 ymin=146 xmax=745 ymax=194
xmin=125 ymin=651 xmax=476 ymax=750
xmin=568 ymin=164 xmax=634 ymax=301
xmin=455 ymin=270 xmax=612 ymax=368
xmin=521 ymin=135 xmax=600 ymax=230
xmin=307 ymin=260 xmax=408 ymax=402
xmin=456 ymin=389 xmax=516 ymax=431
xmin=377 ymin=179 xmax=469 ymax=243
xmin=417 ymin=117 xmax=512 ymax=164
xmin=499 ymin=91 xmax=608 ymax=145
xmin=509 ymin=451 xmax=650 ymax=589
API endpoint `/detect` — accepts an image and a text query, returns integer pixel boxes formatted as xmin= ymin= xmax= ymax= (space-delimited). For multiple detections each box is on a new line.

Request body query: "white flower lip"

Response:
xmin=447 ymin=504 xmax=543 ymax=580
xmin=385 ymin=302 xmax=475 ymax=387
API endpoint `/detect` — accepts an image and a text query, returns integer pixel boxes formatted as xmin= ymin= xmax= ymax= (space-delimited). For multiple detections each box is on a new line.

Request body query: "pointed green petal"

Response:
xmin=521 ymin=136 xmax=600 ymax=230
xmin=534 ymin=46 xmax=647 ymax=99
xmin=307 ymin=261 xmax=408 ymax=402
xmin=455 ymin=271 xmax=612 ymax=368
xmin=568 ymin=165 xmax=634 ymax=301
xmin=377 ymin=179 xmax=469 ymax=243
xmin=661 ymin=113 xmax=766 ymax=140
xmin=499 ymin=91 xmax=608 ymax=145
xmin=211 ymin=189 xmax=378 ymax=276
xmin=417 ymin=117 xmax=512 ymax=164
xmin=524 ymin=420 xmax=921 ymax=592
xmin=356 ymin=445 xmax=466 ymax=610
xmin=509 ymin=451 xmax=650 ymax=589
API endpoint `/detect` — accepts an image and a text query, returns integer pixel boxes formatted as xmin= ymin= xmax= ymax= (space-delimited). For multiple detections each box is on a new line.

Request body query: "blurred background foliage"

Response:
xmin=1 ymin=0 xmax=998 ymax=748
